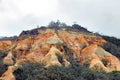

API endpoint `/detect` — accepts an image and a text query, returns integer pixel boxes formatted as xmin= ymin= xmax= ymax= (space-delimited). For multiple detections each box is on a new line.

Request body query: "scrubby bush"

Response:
xmin=45 ymin=65 xmax=75 ymax=80
xmin=102 ymin=42 xmax=120 ymax=58
xmin=95 ymin=34 xmax=120 ymax=58
xmin=13 ymin=61 xmax=120 ymax=80
xmin=14 ymin=62 xmax=75 ymax=80
xmin=102 ymin=35 xmax=120 ymax=47
xmin=72 ymin=24 xmax=90 ymax=33
xmin=14 ymin=61 xmax=46 ymax=80
xmin=48 ymin=20 xmax=67 ymax=29
xmin=63 ymin=45 xmax=76 ymax=63
xmin=108 ymin=71 xmax=120 ymax=80
xmin=0 ymin=50 xmax=9 ymax=76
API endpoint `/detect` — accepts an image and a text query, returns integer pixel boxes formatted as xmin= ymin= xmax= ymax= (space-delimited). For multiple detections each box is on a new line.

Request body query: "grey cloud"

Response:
xmin=58 ymin=0 xmax=120 ymax=37
xmin=0 ymin=0 xmax=120 ymax=38
xmin=0 ymin=14 xmax=59 ymax=36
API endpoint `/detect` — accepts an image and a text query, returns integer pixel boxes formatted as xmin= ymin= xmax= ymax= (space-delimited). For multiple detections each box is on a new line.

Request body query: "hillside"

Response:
xmin=0 ymin=22 xmax=120 ymax=80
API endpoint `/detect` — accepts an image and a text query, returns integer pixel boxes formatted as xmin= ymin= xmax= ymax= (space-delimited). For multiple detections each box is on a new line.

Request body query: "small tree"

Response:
xmin=48 ymin=20 xmax=67 ymax=29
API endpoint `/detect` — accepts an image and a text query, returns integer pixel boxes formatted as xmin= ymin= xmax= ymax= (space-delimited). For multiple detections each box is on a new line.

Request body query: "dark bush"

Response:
xmin=108 ymin=71 xmax=120 ymax=80
xmin=0 ymin=64 xmax=9 ymax=76
xmin=48 ymin=21 xmax=67 ymax=30
xmin=63 ymin=45 xmax=76 ymax=63
xmin=102 ymin=42 xmax=120 ymax=58
xmin=0 ymin=50 xmax=9 ymax=76
xmin=102 ymin=35 xmax=120 ymax=47
xmin=19 ymin=28 xmax=39 ymax=38
xmin=72 ymin=24 xmax=91 ymax=33
xmin=14 ymin=62 xmax=75 ymax=80
xmin=56 ymin=54 xmax=64 ymax=65
xmin=45 ymin=65 xmax=75 ymax=80
xmin=13 ymin=60 xmax=118 ymax=80
xmin=14 ymin=61 xmax=45 ymax=80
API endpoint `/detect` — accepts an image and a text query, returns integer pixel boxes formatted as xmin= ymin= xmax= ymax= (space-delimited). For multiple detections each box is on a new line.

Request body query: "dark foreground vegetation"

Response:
xmin=13 ymin=61 xmax=120 ymax=80
xmin=0 ymin=51 xmax=9 ymax=76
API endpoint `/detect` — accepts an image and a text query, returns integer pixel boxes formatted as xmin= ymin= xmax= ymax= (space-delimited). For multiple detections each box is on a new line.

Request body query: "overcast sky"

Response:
xmin=0 ymin=0 xmax=120 ymax=37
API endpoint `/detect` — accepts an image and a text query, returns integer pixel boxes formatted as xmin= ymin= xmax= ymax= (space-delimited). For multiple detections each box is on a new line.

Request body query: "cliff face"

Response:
xmin=0 ymin=40 xmax=12 ymax=51
xmin=0 ymin=28 xmax=120 ymax=80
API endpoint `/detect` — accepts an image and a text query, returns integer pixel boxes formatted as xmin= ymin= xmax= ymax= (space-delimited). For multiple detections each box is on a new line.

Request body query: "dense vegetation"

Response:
xmin=0 ymin=51 xmax=9 ymax=76
xmin=13 ymin=61 xmax=120 ymax=80
xmin=100 ymin=35 xmax=120 ymax=59
xmin=102 ymin=42 xmax=120 ymax=58
xmin=102 ymin=35 xmax=120 ymax=47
